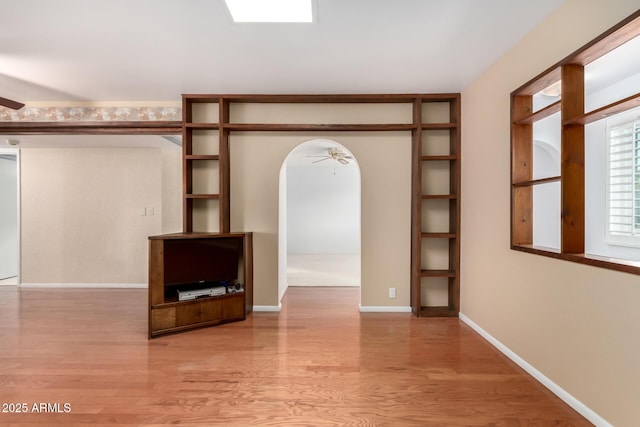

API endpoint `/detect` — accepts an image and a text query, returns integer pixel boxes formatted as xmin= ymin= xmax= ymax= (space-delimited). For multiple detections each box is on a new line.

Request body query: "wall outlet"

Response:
xmin=148 ymin=207 xmax=155 ymax=216
xmin=389 ymin=287 xmax=396 ymax=299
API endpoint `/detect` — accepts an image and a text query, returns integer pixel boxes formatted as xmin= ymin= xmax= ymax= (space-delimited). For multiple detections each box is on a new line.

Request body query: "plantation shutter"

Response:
xmin=608 ymin=120 xmax=640 ymax=237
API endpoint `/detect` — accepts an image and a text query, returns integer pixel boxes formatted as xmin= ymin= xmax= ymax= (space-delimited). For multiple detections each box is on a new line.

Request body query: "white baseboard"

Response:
xmin=459 ymin=312 xmax=611 ymax=427
xmin=359 ymin=305 xmax=412 ymax=313
xmin=19 ymin=283 xmax=147 ymax=289
xmin=253 ymin=304 xmax=282 ymax=312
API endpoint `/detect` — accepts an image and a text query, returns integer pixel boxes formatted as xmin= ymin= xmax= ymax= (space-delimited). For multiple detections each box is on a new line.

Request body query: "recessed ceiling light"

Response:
xmin=224 ymin=0 xmax=313 ymax=23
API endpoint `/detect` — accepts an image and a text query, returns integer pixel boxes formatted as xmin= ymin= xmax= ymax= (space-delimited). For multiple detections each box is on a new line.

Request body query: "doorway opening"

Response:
xmin=0 ymin=148 xmax=19 ymax=285
xmin=278 ymin=139 xmax=361 ymax=304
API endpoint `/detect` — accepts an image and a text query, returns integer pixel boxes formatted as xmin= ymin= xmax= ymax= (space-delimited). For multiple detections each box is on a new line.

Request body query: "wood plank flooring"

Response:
xmin=0 ymin=286 xmax=589 ymax=426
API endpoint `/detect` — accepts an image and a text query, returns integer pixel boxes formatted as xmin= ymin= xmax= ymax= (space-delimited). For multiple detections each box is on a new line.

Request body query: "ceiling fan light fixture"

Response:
xmin=224 ymin=0 xmax=313 ymax=23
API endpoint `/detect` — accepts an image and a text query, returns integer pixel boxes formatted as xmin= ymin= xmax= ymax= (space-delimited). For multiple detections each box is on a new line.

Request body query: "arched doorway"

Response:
xmin=278 ymin=139 xmax=361 ymax=304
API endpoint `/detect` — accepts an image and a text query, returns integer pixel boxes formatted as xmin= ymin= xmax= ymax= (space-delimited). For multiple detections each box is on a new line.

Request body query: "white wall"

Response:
xmin=461 ymin=1 xmax=640 ymax=425
xmin=0 ymin=153 xmax=18 ymax=279
xmin=20 ymin=147 xmax=170 ymax=284
xmin=287 ymin=161 xmax=360 ymax=254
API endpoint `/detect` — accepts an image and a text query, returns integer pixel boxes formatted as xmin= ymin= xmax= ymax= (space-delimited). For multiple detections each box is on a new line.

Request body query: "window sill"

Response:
xmin=511 ymin=244 xmax=640 ymax=275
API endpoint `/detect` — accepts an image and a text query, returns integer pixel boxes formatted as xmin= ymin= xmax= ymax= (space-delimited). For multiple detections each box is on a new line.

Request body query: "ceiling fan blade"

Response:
xmin=312 ymin=158 xmax=330 ymax=163
xmin=306 ymin=155 xmax=331 ymax=158
xmin=0 ymin=96 xmax=25 ymax=110
xmin=338 ymin=159 xmax=349 ymax=165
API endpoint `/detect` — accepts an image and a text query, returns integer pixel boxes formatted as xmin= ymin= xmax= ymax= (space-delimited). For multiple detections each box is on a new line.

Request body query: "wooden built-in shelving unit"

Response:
xmin=510 ymin=9 xmax=640 ymax=276
xmin=181 ymin=93 xmax=461 ymax=316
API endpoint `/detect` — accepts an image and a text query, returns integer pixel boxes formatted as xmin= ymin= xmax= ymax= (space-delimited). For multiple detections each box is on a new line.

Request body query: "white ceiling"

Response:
xmin=0 ymin=0 xmax=565 ymax=103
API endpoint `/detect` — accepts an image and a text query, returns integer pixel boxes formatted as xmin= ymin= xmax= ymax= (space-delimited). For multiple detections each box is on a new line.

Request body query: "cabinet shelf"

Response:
xmin=153 ymin=291 xmax=245 ymax=309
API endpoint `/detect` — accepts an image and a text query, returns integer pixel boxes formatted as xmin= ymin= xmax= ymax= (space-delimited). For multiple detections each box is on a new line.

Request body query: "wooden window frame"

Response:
xmin=511 ymin=9 xmax=640 ymax=275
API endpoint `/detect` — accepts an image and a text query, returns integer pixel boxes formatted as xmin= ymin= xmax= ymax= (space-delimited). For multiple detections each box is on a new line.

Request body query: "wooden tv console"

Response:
xmin=148 ymin=232 xmax=253 ymax=338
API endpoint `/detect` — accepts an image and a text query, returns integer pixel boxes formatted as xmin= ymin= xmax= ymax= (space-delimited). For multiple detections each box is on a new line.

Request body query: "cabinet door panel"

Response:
xmin=222 ymin=295 xmax=245 ymax=320
xmin=200 ymin=299 xmax=223 ymax=322
xmin=176 ymin=303 xmax=202 ymax=326
xmin=151 ymin=307 xmax=176 ymax=332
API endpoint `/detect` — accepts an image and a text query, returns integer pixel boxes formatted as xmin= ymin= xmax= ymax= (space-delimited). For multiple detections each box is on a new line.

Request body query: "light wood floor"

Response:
xmin=0 ymin=287 xmax=589 ymax=426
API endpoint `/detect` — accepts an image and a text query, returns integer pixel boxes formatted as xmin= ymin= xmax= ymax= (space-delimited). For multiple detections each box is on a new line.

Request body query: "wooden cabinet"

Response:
xmin=148 ymin=232 xmax=253 ymax=338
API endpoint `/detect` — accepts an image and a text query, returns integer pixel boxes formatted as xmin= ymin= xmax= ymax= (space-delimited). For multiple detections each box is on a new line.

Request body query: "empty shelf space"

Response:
xmin=185 ymin=123 xmax=221 ymax=129
xmin=420 ymin=123 xmax=457 ymax=130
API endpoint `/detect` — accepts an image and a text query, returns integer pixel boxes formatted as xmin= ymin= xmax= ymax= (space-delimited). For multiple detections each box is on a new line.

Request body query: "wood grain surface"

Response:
xmin=0 ymin=287 xmax=589 ymax=426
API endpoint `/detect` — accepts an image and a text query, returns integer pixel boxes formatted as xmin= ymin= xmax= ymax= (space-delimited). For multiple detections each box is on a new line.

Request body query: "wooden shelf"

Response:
xmin=421 ymin=233 xmax=456 ymax=239
xmin=152 ymin=291 xmax=245 ymax=309
xmin=185 ymin=155 xmax=220 ymax=160
xmin=222 ymin=123 xmax=416 ymax=132
xmin=513 ymin=100 xmax=561 ymax=124
xmin=185 ymin=194 xmax=220 ymax=199
xmin=418 ymin=307 xmax=458 ymax=317
xmin=512 ymin=176 xmax=561 ymax=187
xmin=420 ymin=269 xmax=456 ymax=278
xmin=563 ymin=93 xmax=640 ymax=125
xmin=183 ymin=93 xmax=461 ymax=103
xmin=421 ymin=194 xmax=457 ymax=200
xmin=420 ymin=123 xmax=457 ymax=130
xmin=421 ymin=155 xmax=457 ymax=161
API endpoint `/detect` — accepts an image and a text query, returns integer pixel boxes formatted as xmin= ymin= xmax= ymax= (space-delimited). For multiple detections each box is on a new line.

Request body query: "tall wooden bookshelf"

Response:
xmin=181 ymin=94 xmax=461 ymax=316
xmin=411 ymin=95 xmax=461 ymax=316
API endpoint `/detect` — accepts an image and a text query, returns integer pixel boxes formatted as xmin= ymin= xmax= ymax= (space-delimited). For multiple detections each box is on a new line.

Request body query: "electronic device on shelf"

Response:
xmin=225 ymin=282 xmax=244 ymax=294
xmin=177 ymin=285 xmax=226 ymax=301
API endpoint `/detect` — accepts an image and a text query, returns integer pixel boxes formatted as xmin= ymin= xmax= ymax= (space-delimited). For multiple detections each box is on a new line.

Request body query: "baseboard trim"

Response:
xmin=459 ymin=312 xmax=611 ymax=427
xmin=19 ymin=283 xmax=147 ymax=289
xmin=358 ymin=305 xmax=412 ymax=313
xmin=253 ymin=304 xmax=282 ymax=312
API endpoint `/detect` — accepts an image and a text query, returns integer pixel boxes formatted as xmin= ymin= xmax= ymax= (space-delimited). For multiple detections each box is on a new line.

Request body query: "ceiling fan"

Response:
xmin=0 ymin=96 xmax=25 ymax=110
xmin=307 ymin=147 xmax=353 ymax=165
